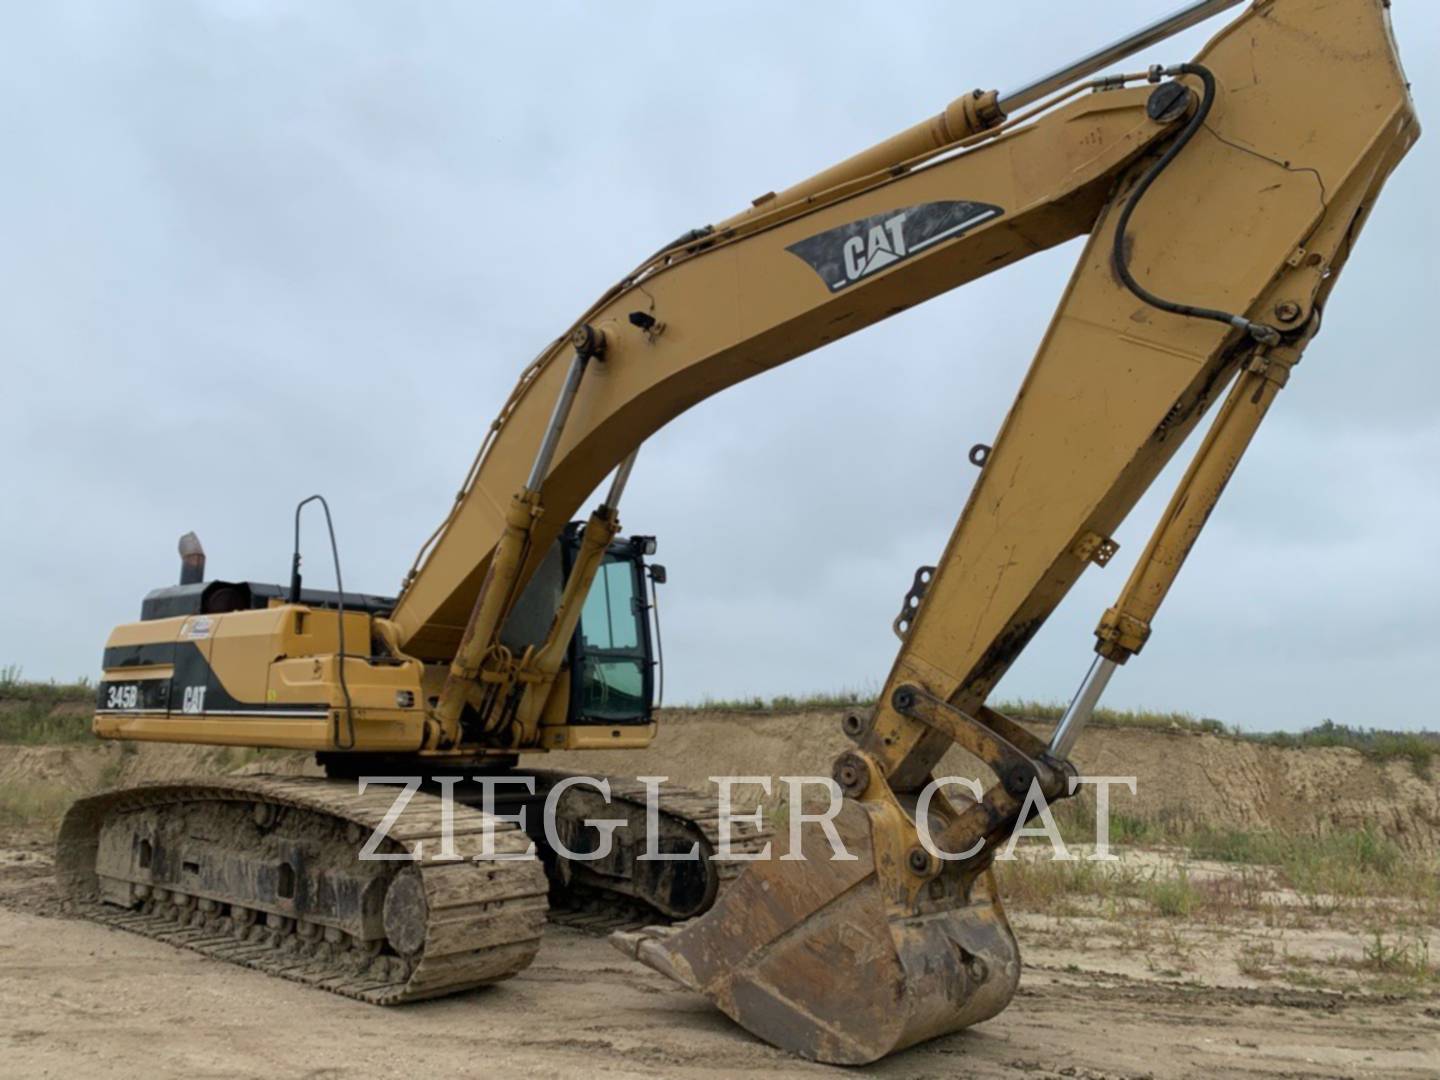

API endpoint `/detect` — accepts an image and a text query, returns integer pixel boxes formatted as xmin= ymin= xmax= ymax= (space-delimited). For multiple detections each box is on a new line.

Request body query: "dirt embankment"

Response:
xmin=7 ymin=709 xmax=1436 ymax=854
xmin=544 ymin=710 xmax=1440 ymax=855
xmin=0 ymin=742 xmax=316 ymax=796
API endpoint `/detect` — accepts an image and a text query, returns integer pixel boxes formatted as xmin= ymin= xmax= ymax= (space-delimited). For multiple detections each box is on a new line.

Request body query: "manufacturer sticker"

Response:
xmin=786 ymin=200 xmax=1004 ymax=292
xmin=181 ymin=616 xmax=214 ymax=640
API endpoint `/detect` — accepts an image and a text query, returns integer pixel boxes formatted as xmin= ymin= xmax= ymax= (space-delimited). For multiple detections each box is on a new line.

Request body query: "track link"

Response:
xmin=57 ymin=775 xmax=548 ymax=1004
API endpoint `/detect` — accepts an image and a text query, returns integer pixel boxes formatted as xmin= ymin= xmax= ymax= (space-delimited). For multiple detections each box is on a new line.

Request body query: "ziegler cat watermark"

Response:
xmin=355 ymin=773 xmax=1141 ymax=864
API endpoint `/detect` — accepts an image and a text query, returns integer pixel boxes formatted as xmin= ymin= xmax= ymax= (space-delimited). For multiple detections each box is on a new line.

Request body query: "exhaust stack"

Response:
xmin=178 ymin=532 xmax=206 ymax=586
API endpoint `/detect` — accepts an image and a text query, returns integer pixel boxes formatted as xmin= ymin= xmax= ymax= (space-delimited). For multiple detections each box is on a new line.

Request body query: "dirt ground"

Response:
xmin=1 ymin=827 xmax=1436 ymax=1080
xmin=3 ymin=717 xmax=1438 ymax=1077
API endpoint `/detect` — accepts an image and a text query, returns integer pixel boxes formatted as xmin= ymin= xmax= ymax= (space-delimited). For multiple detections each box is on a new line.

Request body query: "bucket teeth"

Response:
xmin=609 ymin=924 xmax=700 ymax=990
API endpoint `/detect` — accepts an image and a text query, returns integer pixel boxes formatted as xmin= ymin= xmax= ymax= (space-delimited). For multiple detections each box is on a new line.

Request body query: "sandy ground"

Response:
xmin=1 ymin=830 xmax=1436 ymax=1080
xmin=3 ymin=718 xmax=1437 ymax=1076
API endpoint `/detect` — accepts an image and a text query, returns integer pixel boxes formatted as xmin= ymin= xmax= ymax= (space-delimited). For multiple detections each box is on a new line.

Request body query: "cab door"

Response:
xmin=569 ymin=551 xmax=653 ymax=725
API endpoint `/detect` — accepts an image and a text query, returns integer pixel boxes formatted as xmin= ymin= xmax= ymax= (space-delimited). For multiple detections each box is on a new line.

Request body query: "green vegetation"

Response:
xmin=1183 ymin=824 xmax=1440 ymax=910
xmin=688 ymin=689 xmax=879 ymax=713
xmin=1230 ymin=929 xmax=1439 ymax=996
xmin=1246 ymin=720 xmax=1440 ymax=775
xmin=1187 ymin=823 xmax=1400 ymax=875
xmin=1360 ymin=928 xmax=1436 ymax=982
xmin=995 ymin=815 xmax=1439 ymax=925
xmin=1050 ymin=797 xmax=1193 ymax=849
xmin=992 ymin=857 xmax=1214 ymax=921
xmin=1002 ymin=699 xmax=1232 ymax=736
xmin=1039 ymin=784 xmax=1437 ymax=915
xmin=0 ymin=666 xmax=96 ymax=744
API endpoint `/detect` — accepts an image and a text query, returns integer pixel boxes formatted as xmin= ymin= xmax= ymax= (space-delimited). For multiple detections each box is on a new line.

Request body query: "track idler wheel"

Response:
xmin=611 ymin=798 xmax=1019 ymax=1065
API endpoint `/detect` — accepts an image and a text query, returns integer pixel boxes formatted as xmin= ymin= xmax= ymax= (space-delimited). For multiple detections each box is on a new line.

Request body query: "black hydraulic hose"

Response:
xmin=293 ymin=494 xmax=356 ymax=750
xmin=1112 ymin=63 xmax=1278 ymax=345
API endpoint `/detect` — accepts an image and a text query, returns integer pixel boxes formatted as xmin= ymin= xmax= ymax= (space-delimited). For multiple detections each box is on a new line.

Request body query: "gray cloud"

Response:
xmin=3 ymin=2 xmax=1436 ymax=732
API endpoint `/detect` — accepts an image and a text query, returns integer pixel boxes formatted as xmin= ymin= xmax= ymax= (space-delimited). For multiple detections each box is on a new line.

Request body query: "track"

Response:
xmin=55 ymin=775 xmax=549 ymax=1004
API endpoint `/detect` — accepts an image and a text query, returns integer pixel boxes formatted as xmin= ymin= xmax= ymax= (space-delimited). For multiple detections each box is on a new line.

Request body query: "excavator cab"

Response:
xmin=564 ymin=526 xmax=659 ymax=727
xmin=502 ymin=524 xmax=661 ymax=729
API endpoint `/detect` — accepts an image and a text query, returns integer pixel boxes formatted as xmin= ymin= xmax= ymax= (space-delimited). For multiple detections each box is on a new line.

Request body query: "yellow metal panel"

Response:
xmin=91 ymin=709 xmax=420 ymax=752
xmin=538 ymin=723 xmax=657 ymax=751
xmin=93 ymin=712 xmax=333 ymax=749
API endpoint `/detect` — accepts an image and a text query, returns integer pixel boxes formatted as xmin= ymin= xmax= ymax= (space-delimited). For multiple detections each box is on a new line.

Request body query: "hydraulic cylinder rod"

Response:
xmin=603 ymin=449 xmax=640 ymax=511
xmin=435 ymin=332 xmax=606 ymax=741
xmin=527 ymin=349 xmax=592 ymax=492
xmin=713 ymin=87 xmax=1002 ymax=231
xmin=1048 ymin=656 xmax=1118 ymax=761
xmin=998 ymin=0 xmax=1246 ymax=114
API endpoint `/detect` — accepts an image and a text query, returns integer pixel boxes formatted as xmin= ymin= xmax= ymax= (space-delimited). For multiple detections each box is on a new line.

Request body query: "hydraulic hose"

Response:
xmin=1112 ymin=63 xmax=1279 ymax=345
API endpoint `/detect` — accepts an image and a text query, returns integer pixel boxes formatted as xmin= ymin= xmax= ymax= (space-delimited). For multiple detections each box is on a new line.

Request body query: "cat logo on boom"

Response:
xmin=843 ymin=213 xmax=911 ymax=282
xmin=786 ymin=199 xmax=1004 ymax=292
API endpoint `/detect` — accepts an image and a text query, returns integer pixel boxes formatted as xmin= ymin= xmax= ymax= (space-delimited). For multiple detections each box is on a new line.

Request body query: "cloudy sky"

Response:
xmin=3 ymin=2 xmax=1436 ymax=731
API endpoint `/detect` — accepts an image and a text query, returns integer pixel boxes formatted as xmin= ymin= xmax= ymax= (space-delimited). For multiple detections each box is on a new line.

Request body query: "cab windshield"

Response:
xmin=574 ymin=554 xmax=649 ymax=722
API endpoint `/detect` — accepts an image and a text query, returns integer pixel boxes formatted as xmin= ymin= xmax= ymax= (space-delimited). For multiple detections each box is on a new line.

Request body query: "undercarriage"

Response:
xmin=58 ymin=772 xmax=768 ymax=1001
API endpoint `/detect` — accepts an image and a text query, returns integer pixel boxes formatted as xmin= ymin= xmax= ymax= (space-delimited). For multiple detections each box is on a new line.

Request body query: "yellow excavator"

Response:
xmin=60 ymin=0 xmax=1417 ymax=1064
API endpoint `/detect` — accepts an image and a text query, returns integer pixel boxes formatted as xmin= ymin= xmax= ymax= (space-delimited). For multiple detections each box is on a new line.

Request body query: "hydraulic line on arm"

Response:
xmin=1112 ymin=63 xmax=1281 ymax=346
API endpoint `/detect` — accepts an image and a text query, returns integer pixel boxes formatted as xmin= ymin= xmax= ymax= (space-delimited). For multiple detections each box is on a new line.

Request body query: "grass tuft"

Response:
xmin=1360 ymin=928 xmax=1436 ymax=980
xmin=0 ymin=667 xmax=96 ymax=744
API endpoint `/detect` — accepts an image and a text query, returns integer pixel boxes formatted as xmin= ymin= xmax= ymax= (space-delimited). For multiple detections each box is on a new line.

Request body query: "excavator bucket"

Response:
xmin=612 ymin=799 xmax=1019 ymax=1065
